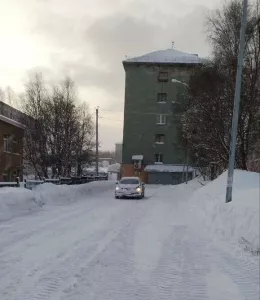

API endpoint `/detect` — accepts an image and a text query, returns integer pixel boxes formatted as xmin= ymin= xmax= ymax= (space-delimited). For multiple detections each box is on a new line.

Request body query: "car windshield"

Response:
xmin=120 ymin=178 xmax=139 ymax=185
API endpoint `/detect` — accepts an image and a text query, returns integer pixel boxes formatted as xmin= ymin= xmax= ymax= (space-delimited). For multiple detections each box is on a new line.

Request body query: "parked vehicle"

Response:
xmin=115 ymin=177 xmax=145 ymax=199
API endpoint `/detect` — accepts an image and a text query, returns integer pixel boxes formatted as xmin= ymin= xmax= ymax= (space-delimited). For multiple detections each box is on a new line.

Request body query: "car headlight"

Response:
xmin=136 ymin=187 xmax=141 ymax=192
xmin=116 ymin=186 xmax=120 ymax=191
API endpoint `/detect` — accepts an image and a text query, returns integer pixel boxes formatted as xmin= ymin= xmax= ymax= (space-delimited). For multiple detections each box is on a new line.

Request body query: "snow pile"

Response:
xmin=0 ymin=181 xmax=116 ymax=222
xmin=189 ymin=170 xmax=260 ymax=255
xmin=33 ymin=181 xmax=116 ymax=206
xmin=0 ymin=187 xmax=38 ymax=222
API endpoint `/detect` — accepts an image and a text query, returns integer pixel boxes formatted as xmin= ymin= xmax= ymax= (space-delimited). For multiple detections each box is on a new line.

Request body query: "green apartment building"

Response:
xmin=121 ymin=48 xmax=203 ymax=184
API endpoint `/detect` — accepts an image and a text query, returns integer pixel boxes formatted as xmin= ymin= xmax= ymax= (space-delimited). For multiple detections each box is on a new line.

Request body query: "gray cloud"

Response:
xmin=24 ymin=0 xmax=218 ymax=148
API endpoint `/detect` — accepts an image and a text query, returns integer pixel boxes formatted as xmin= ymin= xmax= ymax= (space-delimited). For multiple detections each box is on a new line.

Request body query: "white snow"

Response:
xmin=0 ymin=171 xmax=259 ymax=300
xmin=145 ymin=164 xmax=194 ymax=172
xmin=0 ymin=187 xmax=39 ymax=222
xmin=0 ymin=181 xmax=116 ymax=222
xmin=188 ymin=170 xmax=260 ymax=255
xmin=107 ymin=163 xmax=120 ymax=173
xmin=132 ymin=154 xmax=143 ymax=160
xmin=124 ymin=49 xmax=205 ymax=64
xmin=34 ymin=181 xmax=115 ymax=206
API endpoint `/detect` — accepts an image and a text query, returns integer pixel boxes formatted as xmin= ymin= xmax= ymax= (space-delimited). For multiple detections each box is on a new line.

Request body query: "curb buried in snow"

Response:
xmin=0 ymin=181 xmax=116 ymax=222
xmin=187 ymin=170 xmax=260 ymax=256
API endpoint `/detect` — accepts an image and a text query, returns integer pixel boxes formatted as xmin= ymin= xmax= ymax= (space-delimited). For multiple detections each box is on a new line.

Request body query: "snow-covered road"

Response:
xmin=0 ymin=184 xmax=259 ymax=300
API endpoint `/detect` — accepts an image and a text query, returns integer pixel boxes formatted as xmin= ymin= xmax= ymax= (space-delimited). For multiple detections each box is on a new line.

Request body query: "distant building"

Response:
xmin=121 ymin=48 xmax=204 ymax=184
xmin=0 ymin=103 xmax=26 ymax=181
xmin=115 ymin=143 xmax=122 ymax=163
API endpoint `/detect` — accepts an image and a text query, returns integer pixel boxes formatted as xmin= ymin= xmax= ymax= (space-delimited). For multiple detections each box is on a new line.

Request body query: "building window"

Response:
xmin=158 ymin=71 xmax=168 ymax=82
xmin=13 ymin=138 xmax=20 ymax=154
xmin=157 ymin=93 xmax=167 ymax=103
xmin=3 ymin=134 xmax=11 ymax=152
xmin=156 ymin=114 xmax=166 ymax=125
xmin=3 ymin=170 xmax=9 ymax=182
xmin=155 ymin=153 xmax=163 ymax=163
xmin=155 ymin=134 xmax=165 ymax=144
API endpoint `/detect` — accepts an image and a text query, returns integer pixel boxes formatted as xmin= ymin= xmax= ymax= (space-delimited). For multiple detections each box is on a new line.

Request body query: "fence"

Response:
xmin=0 ymin=177 xmax=20 ymax=188
xmin=0 ymin=173 xmax=108 ymax=190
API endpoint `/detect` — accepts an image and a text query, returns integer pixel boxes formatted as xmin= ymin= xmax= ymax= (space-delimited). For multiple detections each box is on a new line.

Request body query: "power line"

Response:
xmin=95 ymin=107 xmax=99 ymax=176
xmin=99 ymin=108 xmax=123 ymax=113
xmin=99 ymin=117 xmax=122 ymax=122
xmin=100 ymin=109 xmax=173 ymax=116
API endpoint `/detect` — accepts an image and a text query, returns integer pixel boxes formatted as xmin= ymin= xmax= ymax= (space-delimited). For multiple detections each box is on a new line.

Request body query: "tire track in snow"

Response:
xmin=0 ymin=193 xmax=109 ymax=252
xmin=5 ymin=198 xmax=147 ymax=300
xmin=148 ymin=225 xmax=211 ymax=300
xmin=211 ymin=247 xmax=260 ymax=300
xmin=61 ymin=199 xmax=154 ymax=300
xmin=0 ymin=196 xmax=117 ymax=295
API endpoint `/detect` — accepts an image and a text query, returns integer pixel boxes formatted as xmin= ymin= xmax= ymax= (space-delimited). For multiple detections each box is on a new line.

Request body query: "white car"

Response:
xmin=115 ymin=177 xmax=145 ymax=199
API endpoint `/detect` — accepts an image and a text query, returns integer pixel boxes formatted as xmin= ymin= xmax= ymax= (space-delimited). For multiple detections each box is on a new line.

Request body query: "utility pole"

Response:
xmin=185 ymin=151 xmax=189 ymax=184
xmin=225 ymin=0 xmax=248 ymax=203
xmin=95 ymin=107 xmax=99 ymax=176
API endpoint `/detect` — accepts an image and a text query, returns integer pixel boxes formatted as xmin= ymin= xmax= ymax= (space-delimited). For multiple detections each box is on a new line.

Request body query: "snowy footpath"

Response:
xmin=0 ymin=172 xmax=259 ymax=300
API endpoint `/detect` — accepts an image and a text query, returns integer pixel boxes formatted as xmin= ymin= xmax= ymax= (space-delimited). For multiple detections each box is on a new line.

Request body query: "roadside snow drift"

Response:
xmin=34 ymin=181 xmax=116 ymax=206
xmin=0 ymin=181 xmax=116 ymax=222
xmin=189 ymin=170 xmax=260 ymax=255
xmin=0 ymin=187 xmax=39 ymax=222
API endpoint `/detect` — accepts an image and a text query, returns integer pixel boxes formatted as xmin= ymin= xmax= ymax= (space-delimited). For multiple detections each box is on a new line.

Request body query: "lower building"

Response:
xmin=0 ymin=114 xmax=25 ymax=182
xmin=144 ymin=164 xmax=194 ymax=184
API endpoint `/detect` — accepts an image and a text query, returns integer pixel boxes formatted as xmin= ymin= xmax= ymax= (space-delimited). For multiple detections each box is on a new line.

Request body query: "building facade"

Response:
xmin=0 ymin=113 xmax=25 ymax=182
xmin=121 ymin=48 xmax=203 ymax=184
xmin=115 ymin=142 xmax=122 ymax=163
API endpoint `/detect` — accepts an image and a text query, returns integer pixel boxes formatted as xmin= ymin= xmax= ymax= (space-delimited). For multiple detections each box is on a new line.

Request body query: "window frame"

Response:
xmin=3 ymin=134 xmax=11 ymax=152
xmin=154 ymin=153 xmax=164 ymax=163
xmin=156 ymin=114 xmax=166 ymax=125
xmin=158 ymin=71 xmax=169 ymax=82
xmin=157 ymin=92 xmax=167 ymax=103
xmin=155 ymin=134 xmax=165 ymax=144
xmin=13 ymin=138 xmax=20 ymax=155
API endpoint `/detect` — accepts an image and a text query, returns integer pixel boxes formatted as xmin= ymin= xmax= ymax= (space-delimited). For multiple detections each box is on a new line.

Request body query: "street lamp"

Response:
xmin=171 ymin=78 xmax=190 ymax=184
xmin=171 ymin=79 xmax=189 ymax=88
xmin=225 ymin=0 xmax=248 ymax=203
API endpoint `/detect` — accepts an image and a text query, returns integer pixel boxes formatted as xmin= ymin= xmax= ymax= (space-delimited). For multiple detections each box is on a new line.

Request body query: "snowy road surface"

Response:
xmin=0 ymin=184 xmax=259 ymax=300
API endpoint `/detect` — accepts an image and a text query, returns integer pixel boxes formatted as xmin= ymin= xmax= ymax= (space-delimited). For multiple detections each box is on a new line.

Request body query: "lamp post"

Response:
xmin=225 ymin=0 xmax=248 ymax=203
xmin=171 ymin=78 xmax=190 ymax=184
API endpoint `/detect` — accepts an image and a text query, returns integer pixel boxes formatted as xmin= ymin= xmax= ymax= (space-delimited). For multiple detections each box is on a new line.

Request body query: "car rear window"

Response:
xmin=120 ymin=178 xmax=139 ymax=184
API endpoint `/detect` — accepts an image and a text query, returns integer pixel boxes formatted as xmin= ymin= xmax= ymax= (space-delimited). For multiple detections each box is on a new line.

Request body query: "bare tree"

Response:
xmin=182 ymin=0 xmax=260 ymax=177
xmin=73 ymin=102 xmax=95 ymax=176
xmin=0 ymin=88 xmax=5 ymax=102
xmin=21 ymin=74 xmax=50 ymax=178
xmin=182 ymin=63 xmax=230 ymax=177
xmin=21 ymin=74 xmax=95 ymax=178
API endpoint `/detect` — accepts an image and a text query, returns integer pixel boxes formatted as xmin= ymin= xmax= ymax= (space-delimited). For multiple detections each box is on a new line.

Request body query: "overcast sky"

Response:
xmin=0 ymin=0 xmax=221 ymax=150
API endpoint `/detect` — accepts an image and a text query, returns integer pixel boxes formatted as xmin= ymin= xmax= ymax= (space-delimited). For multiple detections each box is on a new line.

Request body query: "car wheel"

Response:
xmin=115 ymin=196 xmax=119 ymax=199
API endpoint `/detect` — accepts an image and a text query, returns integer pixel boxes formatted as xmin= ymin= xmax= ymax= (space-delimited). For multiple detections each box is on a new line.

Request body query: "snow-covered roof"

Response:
xmin=0 ymin=114 xmax=26 ymax=129
xmin=145 ymin=164 xmax=194 ymax=173
xmin=132 ymin=155 xmax=143 ymax=160
xmin=124 ymin=49 xmax=204 ymax=65
xmin=107 ymin=163 xmax=120 ymax=173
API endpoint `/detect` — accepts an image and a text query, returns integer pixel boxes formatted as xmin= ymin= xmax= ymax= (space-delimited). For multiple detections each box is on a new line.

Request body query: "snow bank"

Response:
xmin=34 ymin=181 xmax=116 ymax=206
xmin=0 ymin=181 xmax=116 ymax=222
xmin=189 ymin=170 xmax=260 ymax=255
xmin=0 ymin=187 xmax=38 ymax=222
